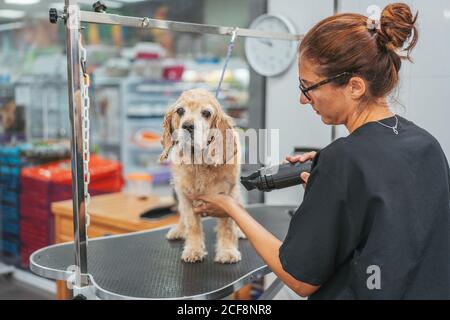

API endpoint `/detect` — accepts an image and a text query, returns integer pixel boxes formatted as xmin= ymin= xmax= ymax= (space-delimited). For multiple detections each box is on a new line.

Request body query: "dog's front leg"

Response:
xmin=166 ymin=219 xmax=185 ymax=240
xmin=179 ymin=196 xmax=207 ymax=263
xmin=215 ymin=218 xmax=241 ymax=264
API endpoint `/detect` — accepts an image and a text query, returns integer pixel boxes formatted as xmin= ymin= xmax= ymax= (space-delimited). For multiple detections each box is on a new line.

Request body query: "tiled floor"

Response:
xmin=0 ymin=275 xmax=54 ymax=300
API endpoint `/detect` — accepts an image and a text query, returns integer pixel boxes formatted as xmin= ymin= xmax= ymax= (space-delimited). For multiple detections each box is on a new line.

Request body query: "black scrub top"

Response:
xmin=279 ymin=115 xmax=450 ymax=300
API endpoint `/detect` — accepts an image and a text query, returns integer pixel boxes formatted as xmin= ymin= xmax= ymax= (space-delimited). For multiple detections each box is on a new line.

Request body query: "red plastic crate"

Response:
xmin=21 ymin=246 xmax=39 ymax=268
xmin=19 ymin=155 xmax=124 ymax=268
xmin=20 ymin=216 xmax=53 ymax=244
xmin=21 ymin=155 xmax=122 ymax=183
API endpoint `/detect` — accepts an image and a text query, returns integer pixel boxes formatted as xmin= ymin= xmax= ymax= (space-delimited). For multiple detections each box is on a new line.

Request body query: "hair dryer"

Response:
xmin=240 ymin=161 xmax=312 ymax=192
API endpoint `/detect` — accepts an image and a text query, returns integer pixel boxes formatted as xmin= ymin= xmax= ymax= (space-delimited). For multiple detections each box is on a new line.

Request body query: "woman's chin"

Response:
xmin=320 ymin=115 xmax=333 ymax=125
xmin=313 ymin=109 xmax=334 ymax=125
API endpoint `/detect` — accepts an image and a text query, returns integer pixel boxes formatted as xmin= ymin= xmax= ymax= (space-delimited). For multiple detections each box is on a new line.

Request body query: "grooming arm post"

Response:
xmin=65 ymin=0 xmax=89 ymax=287
xmin=80 ymin=11 xmax=302 ymax=41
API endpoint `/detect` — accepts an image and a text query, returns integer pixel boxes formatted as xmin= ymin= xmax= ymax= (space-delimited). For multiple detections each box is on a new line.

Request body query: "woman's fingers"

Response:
xmin=300 ymin=172 xmax=310 ymax=189
xmin=193 ymin=207 xmax=211 ymax=217
xmin=300 ymin=172 xmax=310 ymax=183
xmin=187 ymin=193 xmax=232 ymax=218
xmin=193 ymin=201 xmax=215 ymax=213
xmin=193 ymin=201 xmax=208 ymax=210
xmin=286 ymin=151 xmax=317 ymax=163
xmin=194 ymin=208 xmax=220 ymax=218
xmin=302 ymin=151 xmax=317 ymax=161
xmin=285 ymin=155 xmax=301 ymax=163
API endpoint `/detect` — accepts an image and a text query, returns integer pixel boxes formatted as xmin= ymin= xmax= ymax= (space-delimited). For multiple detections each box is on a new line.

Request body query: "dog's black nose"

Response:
xmin=182 ymin=122 xmax=195 ymax=134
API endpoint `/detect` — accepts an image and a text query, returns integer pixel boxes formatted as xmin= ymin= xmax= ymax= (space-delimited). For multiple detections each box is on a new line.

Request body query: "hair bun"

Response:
xmin=378 ymin=3 xmax=418 ymax=60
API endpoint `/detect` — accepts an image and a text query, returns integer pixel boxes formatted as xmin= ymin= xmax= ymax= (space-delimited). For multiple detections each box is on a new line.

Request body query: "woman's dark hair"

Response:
xmin=299 ymin=3 xmax=418 ymax=101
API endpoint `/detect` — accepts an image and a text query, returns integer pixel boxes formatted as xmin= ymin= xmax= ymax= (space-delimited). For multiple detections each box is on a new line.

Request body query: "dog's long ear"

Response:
xmin=210 ymin=108 xmax=238 ymax=165
xmin=160 ymin=104 xmax=176 ymax=162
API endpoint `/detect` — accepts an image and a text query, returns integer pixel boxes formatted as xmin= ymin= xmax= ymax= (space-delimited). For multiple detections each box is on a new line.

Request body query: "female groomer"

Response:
xmin=188 ymin=3 xmax=450 ymax=299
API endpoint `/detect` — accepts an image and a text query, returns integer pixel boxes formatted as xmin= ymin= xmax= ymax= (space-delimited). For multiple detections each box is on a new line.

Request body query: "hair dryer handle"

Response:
xmin=264 ymin=161 xmax=313 ymax=190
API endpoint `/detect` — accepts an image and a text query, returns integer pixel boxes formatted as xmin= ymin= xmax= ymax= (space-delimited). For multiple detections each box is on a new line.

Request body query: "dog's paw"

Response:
xmin=215 ymin=248 xmax=242 ymax=264
xmin=181 ymin=246 xmax=207 ymax=263
xmin=166 ymin=226 xmax=184 ymax=240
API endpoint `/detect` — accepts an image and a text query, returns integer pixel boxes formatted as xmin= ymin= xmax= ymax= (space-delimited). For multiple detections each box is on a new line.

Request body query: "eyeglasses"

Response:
xmin=299 ymin=72 xmax=352 ymax=101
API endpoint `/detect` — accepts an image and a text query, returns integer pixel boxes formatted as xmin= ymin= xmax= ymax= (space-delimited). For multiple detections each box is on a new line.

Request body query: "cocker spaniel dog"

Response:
xmin=160 ymin=88 xmax=243 ymax=263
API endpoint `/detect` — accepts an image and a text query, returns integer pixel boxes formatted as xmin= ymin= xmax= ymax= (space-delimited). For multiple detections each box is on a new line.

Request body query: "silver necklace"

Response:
xmin=376 ymin=115 xmax=399 ymax=135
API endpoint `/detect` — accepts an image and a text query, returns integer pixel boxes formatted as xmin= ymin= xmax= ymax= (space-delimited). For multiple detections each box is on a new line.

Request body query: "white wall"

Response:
xmin=336 ymin=0 xmax=450 ymax=155
xmin=265 ymin=0 xmax=450 ymax=205
xmin=265 ymin=0 xmax=335 ymax=205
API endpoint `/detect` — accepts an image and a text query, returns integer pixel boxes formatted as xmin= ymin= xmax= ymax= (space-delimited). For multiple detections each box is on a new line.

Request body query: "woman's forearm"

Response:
xmin=228 ymin=204 xmax=319 ymax=297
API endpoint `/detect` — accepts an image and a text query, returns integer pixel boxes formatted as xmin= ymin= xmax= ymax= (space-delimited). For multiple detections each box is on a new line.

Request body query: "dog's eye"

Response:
xmin=176 ymin=107 xmax=185 ymax=116
xmin=201 ymin=110 xmax=211 ymax=118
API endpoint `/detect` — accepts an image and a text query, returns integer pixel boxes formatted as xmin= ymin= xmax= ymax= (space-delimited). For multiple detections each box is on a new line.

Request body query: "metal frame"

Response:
xmin=59 ymin=0 xmax=303 ymax=290
xmin=80 ymin=11 xmax=302 ymax=41
xmin=64 ymin=0 xmax=88 ymax=287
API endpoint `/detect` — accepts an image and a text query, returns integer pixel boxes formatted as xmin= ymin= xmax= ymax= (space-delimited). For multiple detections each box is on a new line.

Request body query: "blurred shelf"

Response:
xmin=127 ymin=145 xmax=162 ymax=152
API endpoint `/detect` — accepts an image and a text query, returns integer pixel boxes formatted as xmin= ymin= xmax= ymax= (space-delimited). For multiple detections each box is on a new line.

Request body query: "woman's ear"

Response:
xmin=159 ymin=105 xmax=175 ymax=161
xmin=348 ymin=76 xmax=367 ymax=100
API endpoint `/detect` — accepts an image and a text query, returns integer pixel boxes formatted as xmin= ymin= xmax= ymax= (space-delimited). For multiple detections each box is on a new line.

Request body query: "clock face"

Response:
xmin=245 ymin=14 xmax=298 ymax=77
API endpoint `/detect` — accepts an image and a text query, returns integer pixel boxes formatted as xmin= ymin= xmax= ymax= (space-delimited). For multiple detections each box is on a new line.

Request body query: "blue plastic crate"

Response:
xmin=0 ymin=166 xmax=21 ymax=188
xmin=0 ymin=180 xmax=20 ymax=191
xmin=0 ymin=172 xmax=10 ymax=183
xmin=1 ymin=220 xmax=19 ymax=236
xmin=0 ymin=190 xmax=19 ymax=205
xmin=0 ymin=146 xmax=22 ymax=166
xmin=0 ymin=173 xmax=20 ymax=190
xmin=0 ymin=146 xmax=21 ymax=156
xmin=5 ymin=157 xmax=21 ymax=166
xmin=1 ymin=239 xmax=20 ymax=256
xmin=1 ymin=216 xmax=19 ymax=227
xmin=2 ymin=230 xmax=19 ymax=240
xmin=1 ymin=205 xmax=20 ymax=221
xmin=0 ymin=165 xmax=20 ymax=176
xmin=0 ymin=144 xmax=32 ymax=167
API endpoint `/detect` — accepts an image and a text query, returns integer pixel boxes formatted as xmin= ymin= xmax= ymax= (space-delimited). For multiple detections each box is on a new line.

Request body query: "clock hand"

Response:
xmin=259 ymin=39 xmax=273 ymax=47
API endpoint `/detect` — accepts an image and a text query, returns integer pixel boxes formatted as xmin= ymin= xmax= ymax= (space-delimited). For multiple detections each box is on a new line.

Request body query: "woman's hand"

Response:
xmin=185 ymin=193 xmax=241 ymax=218
xmin=285 ymin=151 xmax=317 ymax=187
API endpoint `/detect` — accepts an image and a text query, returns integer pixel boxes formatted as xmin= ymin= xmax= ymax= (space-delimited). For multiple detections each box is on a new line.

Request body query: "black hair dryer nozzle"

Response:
xmin=240 ymin=161 xmax=312 ymax=192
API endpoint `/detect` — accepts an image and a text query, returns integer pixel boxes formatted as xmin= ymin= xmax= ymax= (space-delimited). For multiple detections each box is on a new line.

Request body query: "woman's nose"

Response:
xmin=299 ymin=92 xmax=310 ymax=105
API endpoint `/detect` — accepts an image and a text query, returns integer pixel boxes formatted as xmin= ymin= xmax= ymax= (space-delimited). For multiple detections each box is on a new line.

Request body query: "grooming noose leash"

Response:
xmin=215 ymin=28 xmax=238 ymax=99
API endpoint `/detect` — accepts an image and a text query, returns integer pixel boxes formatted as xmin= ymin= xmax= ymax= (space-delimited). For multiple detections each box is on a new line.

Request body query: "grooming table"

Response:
xmin=30 ymin=204 xmax=295 ymax=300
